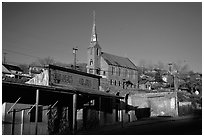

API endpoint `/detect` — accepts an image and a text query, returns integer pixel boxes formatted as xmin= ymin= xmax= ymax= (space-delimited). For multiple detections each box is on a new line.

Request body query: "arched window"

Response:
xmin=90 ymin=59 xmax=93 ymax=66
xmin=96 ymin=48 xmax=99 ymax=56
xmin=110 ymin=79 xmax=113 ymax=85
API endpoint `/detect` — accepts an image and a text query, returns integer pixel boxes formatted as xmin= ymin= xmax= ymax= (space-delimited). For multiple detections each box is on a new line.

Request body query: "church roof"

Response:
xmin=101 ymin=52 xmax=137 ymax=70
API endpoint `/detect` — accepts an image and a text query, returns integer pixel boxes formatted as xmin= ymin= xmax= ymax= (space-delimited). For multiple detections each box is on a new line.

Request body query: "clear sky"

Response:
xmin=2 ymin=2 xmax=202 ymax=73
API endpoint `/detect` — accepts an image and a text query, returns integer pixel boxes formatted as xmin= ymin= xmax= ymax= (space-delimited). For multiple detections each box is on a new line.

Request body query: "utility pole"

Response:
xmin=168 ymin=63 xmax=173 ymax=91
xmin=72 ymin=47 xmax=78 ymax=70
xmin=3 ymin=52 xmax=7 ymax=64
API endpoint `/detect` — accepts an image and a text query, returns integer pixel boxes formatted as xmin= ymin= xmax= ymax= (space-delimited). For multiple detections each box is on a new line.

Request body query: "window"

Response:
xmin=129 ymin=70 xmax=133 ymax=79
xmin=127 ymin=70 xmax=129 ymax=78
xmin=118 ymin=81 xmax=121 ymax=86
xmin=114 ymin=80 xmax=117 ymax=86
xmin=112 ymin=66 xmax=115 ymax=75
xmin=90 ymin=59 xmax=93 ymax=66
xmin=30 ymin=106 xmax=42 ymax=122
xmin=103 ymin=71 xmax=106 ymax=76
xmin=96 ymin=69 xmax=100 ymax=75
xmin=118 ymin=68 xmax=121 ymax=76
xmin=96 ymin=48 xmax=99 ymax=56
xmin=89 ymin=69 xmax=93 ymax=74
xmin=110 ymin=79 xmax=113 ymax=85
xmin=133 ymin=71 xmax=137 ymax=80
xmin=133 ymin=71 xmax=135 ymax=79
xmin=124 ymin=69 xmax=128 ymax=77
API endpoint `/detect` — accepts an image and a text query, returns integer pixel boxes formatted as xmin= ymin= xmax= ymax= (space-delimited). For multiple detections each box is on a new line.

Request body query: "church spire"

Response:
xmin=91 ymin=11 xmax=97 ymax=43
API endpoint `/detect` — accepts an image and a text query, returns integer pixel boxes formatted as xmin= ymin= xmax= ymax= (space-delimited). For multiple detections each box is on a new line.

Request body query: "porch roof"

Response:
xmin=3 ymin=81 xmax=123 ymax=105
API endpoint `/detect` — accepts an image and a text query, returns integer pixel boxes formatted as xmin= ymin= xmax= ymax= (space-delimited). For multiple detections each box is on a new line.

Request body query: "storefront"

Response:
xmin=2 ymin=65 xmax=123 ymax=135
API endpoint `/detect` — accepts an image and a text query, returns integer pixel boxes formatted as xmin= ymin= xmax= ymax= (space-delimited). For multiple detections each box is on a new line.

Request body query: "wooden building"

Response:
xmin=2 ymin=64 xmax=123 ymax=135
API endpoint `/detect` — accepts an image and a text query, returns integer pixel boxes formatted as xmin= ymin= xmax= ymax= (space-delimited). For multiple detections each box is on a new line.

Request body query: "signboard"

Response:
xmin=49 ymin=68 xmax=99 ymax=90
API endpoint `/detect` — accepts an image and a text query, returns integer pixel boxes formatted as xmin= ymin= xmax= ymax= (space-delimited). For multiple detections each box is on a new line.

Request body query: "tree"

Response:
xmin=30 ymin=56 xmax=56 ymax=67
xmin=154 ymin=69 xmax=163 ymax=83
xmin=18 ymin=64 xmax=29 ymax=74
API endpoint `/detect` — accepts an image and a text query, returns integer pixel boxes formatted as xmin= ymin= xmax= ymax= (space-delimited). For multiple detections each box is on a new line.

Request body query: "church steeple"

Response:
xmin=87 ymin=11 xmax=101 ymax=75
xmin=91 ymin=11 xmax=98 ymax=43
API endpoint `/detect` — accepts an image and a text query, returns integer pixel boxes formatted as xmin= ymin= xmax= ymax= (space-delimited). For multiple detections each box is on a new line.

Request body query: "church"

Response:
xmin=86 ymin=12 xmax=138 ymax=94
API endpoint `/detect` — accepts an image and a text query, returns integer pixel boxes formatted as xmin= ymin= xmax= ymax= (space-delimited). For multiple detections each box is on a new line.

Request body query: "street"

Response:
xmin=78 ymin=115 xmax=202 ymax=135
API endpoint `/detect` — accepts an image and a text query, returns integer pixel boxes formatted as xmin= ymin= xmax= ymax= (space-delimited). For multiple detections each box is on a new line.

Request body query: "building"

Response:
xmin=139 ymin=80 xmax=152 ymax=90
xmin=2 ymin=64 xmax=31 ymax=83
xmin=86 ymin=12 xmax=138 ymax=94
xmin=3 ymin=63 xmax=23 ymax=75
xmin=2 ymin=64 xmax=124 ymax=135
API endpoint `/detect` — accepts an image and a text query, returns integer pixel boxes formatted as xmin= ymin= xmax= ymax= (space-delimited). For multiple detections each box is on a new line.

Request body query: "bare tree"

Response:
xmin=30 ymin=56 xmax=56 ymax=67
xmin=138 ymin=59 xmax=146 ymax=68
xmin=18 ymin=64 xmax=29 ymax=74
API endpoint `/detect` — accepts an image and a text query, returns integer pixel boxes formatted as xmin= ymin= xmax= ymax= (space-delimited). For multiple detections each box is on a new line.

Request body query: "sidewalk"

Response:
xmin=77 ymin=114 xmax=201 ymax=135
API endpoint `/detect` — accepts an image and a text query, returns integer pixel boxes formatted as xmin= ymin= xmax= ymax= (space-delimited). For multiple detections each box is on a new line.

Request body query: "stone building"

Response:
xmin=86 ymin=12 xmax=138 ymax=94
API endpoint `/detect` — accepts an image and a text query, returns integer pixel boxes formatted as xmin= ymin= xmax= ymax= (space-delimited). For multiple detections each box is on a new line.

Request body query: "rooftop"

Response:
xmin=3 ymin=64 xmax=23 ymax=72
xmin=101 ymin=52 xmax=137 ymax=70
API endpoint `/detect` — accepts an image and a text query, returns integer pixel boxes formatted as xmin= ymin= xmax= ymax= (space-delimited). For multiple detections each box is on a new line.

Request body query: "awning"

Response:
xmin=3 ymin=81 xmax=123 ymax=100
xmin=75 ymin=87 xmax=123 ymax=98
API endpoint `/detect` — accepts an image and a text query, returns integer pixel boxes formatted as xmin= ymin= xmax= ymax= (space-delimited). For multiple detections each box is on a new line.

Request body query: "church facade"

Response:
xmin=86 ymin=12 xmax=138 ymax=94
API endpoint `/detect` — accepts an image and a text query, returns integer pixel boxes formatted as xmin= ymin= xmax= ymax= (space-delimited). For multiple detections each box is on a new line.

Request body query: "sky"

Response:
xmin=2 ymin=2 xmax=202 ymax=73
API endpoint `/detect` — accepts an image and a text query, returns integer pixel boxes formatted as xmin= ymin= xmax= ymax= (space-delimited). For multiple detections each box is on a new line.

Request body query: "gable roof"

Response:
xmin=2 ymin=65 xmax=11 ymax=74
xmin=139 ymin=79 xmax=150 ymax=84
xmin=3 ymin=64 xmax=23 ymax=72
xmin=101 ymin=52 xmax=137 ymax=70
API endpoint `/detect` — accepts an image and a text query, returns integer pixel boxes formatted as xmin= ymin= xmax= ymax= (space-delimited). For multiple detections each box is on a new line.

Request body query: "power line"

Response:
xmin=2 ymin=49 xmax=40 ymax=59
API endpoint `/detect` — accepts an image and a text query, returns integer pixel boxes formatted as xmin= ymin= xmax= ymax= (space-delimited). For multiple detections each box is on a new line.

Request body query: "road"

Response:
xmin=78 ymin=115 xmax=202 ymax=135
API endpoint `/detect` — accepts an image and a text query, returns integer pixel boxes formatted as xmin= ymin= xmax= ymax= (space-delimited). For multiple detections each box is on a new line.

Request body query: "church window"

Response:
xmin=132 ymin=71 xmax=135 ymax=79
xmin=129 ymin=70 xmax=133 ymax=79
xmin=90 ymin=59 xmax=93 ymax=66
xmin=96 ymin=69 xmax=100 ymax=75
xmin=96 ymin=48 xmax=99 ymax=56
xmin=118 ymin=68 xmax=121 ymax=76
xmin=110 ymin=79 xmax=113 ymax=85
xmin=89 ymin=69 xmax=93 ymax=74
xmin=124 ymin=69 xmax=128 ymax=77
xmin=112 ymin=66 xmax=115 ymax=75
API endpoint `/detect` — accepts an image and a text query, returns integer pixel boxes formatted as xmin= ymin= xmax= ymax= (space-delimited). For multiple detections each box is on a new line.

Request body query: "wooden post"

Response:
xmin=120 ymin=99 xmax=124 ymax=128
xmin=11 ymin=109 xmax=16 ymax=135
xmin=98 ymin=97 xmax=101 ymax=126
xmin=20 ymin=110 xmax=24 ymax=135
xmin=72 ymin=94 xmax=77 ymax=134
xmin=35 ymin=89 xmax=39 ymax=135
